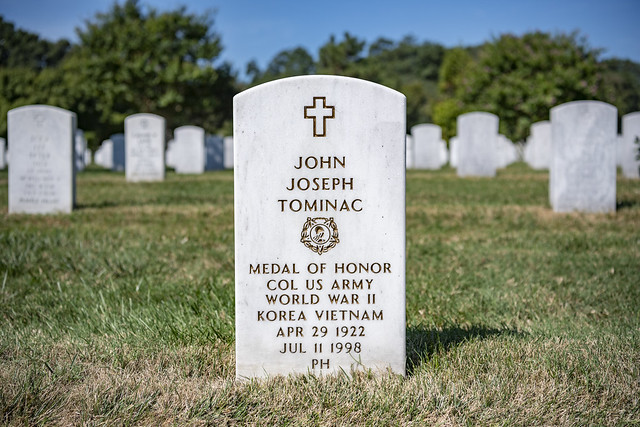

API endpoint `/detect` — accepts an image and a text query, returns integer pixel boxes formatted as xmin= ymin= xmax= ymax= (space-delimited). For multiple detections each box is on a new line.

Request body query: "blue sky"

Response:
xmin=1 ymin=0 xmax=638 ymax=79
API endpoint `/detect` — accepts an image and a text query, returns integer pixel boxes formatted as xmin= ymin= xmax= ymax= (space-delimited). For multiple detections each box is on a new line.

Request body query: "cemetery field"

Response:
xmin=1 ymin=164 xmax=639 ymax=425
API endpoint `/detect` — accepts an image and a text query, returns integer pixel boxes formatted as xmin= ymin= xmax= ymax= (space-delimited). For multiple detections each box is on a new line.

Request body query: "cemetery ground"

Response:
xmin=0 ymin=164 xmax=639 ymax=425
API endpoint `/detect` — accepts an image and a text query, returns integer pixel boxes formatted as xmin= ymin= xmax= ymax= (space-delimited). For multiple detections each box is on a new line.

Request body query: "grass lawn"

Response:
xmin=1 ymin=163 xmax=639 ymax=424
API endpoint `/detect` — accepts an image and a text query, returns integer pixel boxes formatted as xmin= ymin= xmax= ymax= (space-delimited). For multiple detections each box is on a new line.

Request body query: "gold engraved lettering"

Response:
xmin=294 ymin=156 xmax=346 ymax=169
xmin=334 ymin=263 xmax=391 ymax=274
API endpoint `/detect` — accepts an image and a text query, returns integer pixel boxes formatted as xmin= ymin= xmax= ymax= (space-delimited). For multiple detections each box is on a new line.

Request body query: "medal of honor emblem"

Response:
xmin=300 ymin=217 xmax=339 ymax=255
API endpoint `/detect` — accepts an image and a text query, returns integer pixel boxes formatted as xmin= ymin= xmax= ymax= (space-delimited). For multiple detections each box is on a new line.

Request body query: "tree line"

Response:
xmin=1 ymin=0 xmax=639 ymax=147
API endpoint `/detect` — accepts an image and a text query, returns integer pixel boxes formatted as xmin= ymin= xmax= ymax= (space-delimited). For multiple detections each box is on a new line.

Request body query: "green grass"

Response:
xmin=1 ymin=163 xmax=639 ymax=425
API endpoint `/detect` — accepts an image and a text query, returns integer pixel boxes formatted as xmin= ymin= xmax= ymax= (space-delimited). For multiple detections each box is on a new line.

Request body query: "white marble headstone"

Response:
xmin=411 ymin=123 xmax=448 ymax=170
xmin=223 ymin=136 xmax=234 ymax=169
xmin=165 ymin=139 xmax=176 ymax=169
xmin=405 ymin=134 xmax=414 ymax=169
xmin=95 ymin=139 xmax=113 ymax=169
xmin=125 ymin=113 xmax=165 ymax=182
xmin=0 ymin=137 xmax=6 ymax=169
xmin=449 ymin=137 xmax=458 ymax=168
xmin=411 ymin=124 xmax=447 ymax=170
xmin=525 ymin=121 xmax=551 ymax=170
xmin=456 ymin=112 xmax=498 ymax=177
xmin=496 ymin=134 xmax=517 ymax=169
xmin=173 ymin=126 xmax=205 ymax=174
xmin=234 ymin=75 xmax=406 ymax=379
xmin=621 ymin=112 xmax=640 ymax=179
xmin=75 ymin=129 xmax=87 ymax=172
xmin=84 ymin=148 xmax=91 ymax=166
xmin=550 ymin=101 xmax=617 ymax=213
xmin=8 ymin=105 xmax=76 ymax=214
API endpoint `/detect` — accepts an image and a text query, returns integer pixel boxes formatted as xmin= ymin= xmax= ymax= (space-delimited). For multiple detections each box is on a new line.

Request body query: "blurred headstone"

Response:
xmin=174 ymin=126 xmax=205 ymax=174
xmin=125 ymin=113 xmax=165 ymax=182
xmin=550 ymin=101 xmax=617 ymax=213
xmin=456 ymin=112 xmax=498 ymax=177
xmin=8 ymin=105 xmax=76 ymax=214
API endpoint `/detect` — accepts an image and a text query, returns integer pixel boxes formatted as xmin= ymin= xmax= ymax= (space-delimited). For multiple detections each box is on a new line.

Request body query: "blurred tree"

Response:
xmin=59 ymin=0 xmax=237 ymax=141
xmin=433 ymin=47 xmax=474 ymax=139
xmin=441 ymin=32 xmax=602 ymax=142
xmin=247 ymin=46 xmax=315 ymax=85
xmin=597 ymin=58 xmax=640 ymax=118
xmin=317 ymin=33 xmax=366 ymax=75
xmin=0 ymin=16 xmax=70 ymax=69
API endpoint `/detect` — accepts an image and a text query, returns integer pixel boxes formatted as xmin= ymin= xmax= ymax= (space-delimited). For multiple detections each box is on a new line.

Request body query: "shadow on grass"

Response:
xmin=75 ymin=201 xmax=120 ymax=209
xmin=406 ymin=325 xmax=523 ymax=376
xmin=616 ymin=199 xmax=640 ymax=210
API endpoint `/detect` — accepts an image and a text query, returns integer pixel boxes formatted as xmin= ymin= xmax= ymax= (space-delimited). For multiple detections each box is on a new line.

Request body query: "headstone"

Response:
xmin=496 ymin=134 xmax=517 ymax=169
xmin=165 ymin=139 xmax=176 ymax=169
xmin=234 ymin=75 xmax=406 ymax=378
xmin=616 ymin=135 xmax=624 ymax=168
xmin=94 ymin=139 xmax=113 ymax=169
xmin=173 ymin=126 xmax=205 ymax=174
xmin=525 ymin=121 xmax=551 ymax=169
xmin=223 ymin=136 xmax=234 ymax=169
xmin=111 ymin=133 xmax=125 ymax=172
xmin=439 ymin=140 xmax=449 ymax=167
xmin=8 ymin=105 xmax=76 ymax=214
xmin=0 ymin=137 xmax=6 ymax=169
xmin=621 ymin=112 xmax=640 ymax=179
xmin=449 ymin=137 xmax=458 ymax=168
xmin=456 ymin=112 xmax=498 ymax=177
xmin=75 ymin=129 xmax=87 ymax=172
xmin=205 ymin=134 xmax=224 ymax=171
xmin=125 ymin=113 xmax=165 ymax=182
xmin=84 ymin=148 xmax=92 ymax=166
xmin=550 ymin=101 xmax=617 ymax=213
xmin=405 ymin=134 xmax=414 ymax=169
xmin=411 ymin=124 xmax=447 ymax=169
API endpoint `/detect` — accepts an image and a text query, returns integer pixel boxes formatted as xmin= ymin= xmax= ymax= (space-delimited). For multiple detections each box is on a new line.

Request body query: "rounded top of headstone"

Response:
xmin=622 ymin=111 xmax=640 ymax=124
xmin=410 ymin=123 xmax=442 ymax=138
xmin=125 ymin=112 xmax=165 ymax=123
xmin=174 ymin=125 xmax=205 ymax=135
xmin=234 ymin=75 xmax=405 ymax=103
xmin=530 ymin=120 xmax=550 ymax=130
xmin=457 ymin=111 xmax=498 ymax=125
xmin=173 ymin=125 xmax=204 ymax=132
xmin=8 ymin=104 xmax=76 ymax=119
xmin=550 ymin=100 xmax=617 ymax=118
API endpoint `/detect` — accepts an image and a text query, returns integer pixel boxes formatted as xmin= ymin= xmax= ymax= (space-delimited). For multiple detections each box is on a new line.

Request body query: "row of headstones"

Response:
xmin=5 ymin=106 xmax=236 ymax=213
xmin=524 ymin=113 xmax=640 ymax=179
xmin=93 ymin=119 xmax=234 ymax=178
xmin=406 ymin=116 xmax=519 ymax=173
xmin=4 ymin=79 xmax=638 ymax=381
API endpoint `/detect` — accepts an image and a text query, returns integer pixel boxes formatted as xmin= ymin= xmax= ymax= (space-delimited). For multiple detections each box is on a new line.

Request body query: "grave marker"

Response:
xmin=550 ymin=101 xmax=617 ymax=213
xmin=621 ymin=112 xmax=640 ymax=179
xmin=8 ymin=105 xmax=76 ymax=214
xmin=0 ymin=137 xmax=6 ymax=169
xmin=173 ymin=126 xmax=205 ymax=174
xmin=234 ymin=75 xmax=406 ymax=378
xmin=125 ymin=113 xmax=165 ymax=182
xmin=456 ymin=112 xmax=498 ymax=177
xmin=75 ymin=129 xmax=87 ymax=172
xmin=223 ymin=136 xmax=234 ymax=169
xmin=411 ymin=124 xmax=447 ymax=169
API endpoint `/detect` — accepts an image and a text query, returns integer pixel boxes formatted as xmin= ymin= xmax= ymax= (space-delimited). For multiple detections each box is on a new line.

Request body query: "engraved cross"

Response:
xmin=304 ymin=97 xmax=335 ymax=137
